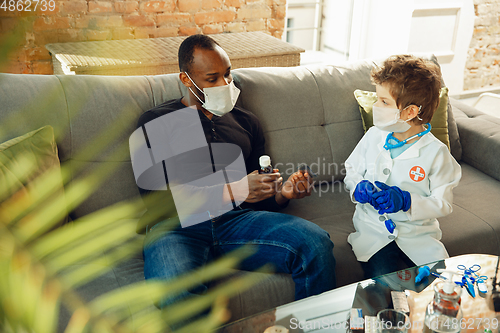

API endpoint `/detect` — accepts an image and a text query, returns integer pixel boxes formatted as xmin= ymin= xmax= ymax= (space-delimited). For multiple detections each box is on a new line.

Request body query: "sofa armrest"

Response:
xmin=450 ymin=97 xmax=500 ymax=181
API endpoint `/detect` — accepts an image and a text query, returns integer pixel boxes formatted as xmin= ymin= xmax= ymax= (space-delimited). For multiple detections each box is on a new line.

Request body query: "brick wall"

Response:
xmin=0 ymin=0 xmax=287 ymax=74
xmin=464 ymin=0 xmax=500 ymax=90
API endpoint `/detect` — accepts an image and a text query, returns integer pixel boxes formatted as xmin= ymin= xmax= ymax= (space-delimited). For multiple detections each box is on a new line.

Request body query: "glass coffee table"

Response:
xmin=219 ymin=254 xmax=500 ymax=333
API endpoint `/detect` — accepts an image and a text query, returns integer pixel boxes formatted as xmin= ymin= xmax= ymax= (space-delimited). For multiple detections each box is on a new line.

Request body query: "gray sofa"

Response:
xmin=1 ymin=55 xmax=500 ymax=330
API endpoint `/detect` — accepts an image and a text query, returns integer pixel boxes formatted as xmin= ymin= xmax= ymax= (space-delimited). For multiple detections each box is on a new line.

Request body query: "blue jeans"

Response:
xmin=143 ymin=208 xmax=336 ymax=307
xmin=360 ymin=241 xmax=416 ymax=279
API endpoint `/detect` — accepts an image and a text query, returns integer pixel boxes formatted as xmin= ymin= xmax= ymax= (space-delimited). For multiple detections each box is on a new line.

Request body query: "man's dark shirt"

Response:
xmin=135 ymin=98 xmax=285 ymax=233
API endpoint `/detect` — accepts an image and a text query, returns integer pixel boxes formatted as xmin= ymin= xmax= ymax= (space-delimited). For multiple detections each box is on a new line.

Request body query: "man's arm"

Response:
xmin=238 ymin=117 xmax=290 ymax=211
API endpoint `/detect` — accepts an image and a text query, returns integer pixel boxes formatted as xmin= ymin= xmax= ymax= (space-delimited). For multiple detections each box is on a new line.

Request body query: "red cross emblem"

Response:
xmin=409 ymin=166 xmax=425 ymax=182
xmin=397 ymin=270 xmax=412 ymax=281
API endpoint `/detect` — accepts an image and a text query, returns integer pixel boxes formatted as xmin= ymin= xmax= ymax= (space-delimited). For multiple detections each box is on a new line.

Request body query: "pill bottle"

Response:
xmin=259 ymin=155 xmax=273 ymax=174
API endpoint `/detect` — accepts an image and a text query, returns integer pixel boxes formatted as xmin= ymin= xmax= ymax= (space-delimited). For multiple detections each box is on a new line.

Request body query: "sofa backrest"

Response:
xmin=0 ymin=73 xmax=184 ymax=218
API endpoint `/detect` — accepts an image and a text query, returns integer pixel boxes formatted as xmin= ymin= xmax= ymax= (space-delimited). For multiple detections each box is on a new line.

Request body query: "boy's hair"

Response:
xmin=178 ymin=34 xmax=220 ymax=73
xmin=371 ymin=54 xmax=442 ymax=124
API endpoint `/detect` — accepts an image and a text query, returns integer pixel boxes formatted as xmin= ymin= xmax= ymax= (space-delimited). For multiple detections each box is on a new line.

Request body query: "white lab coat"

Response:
xmin=344 ymin=126 xmax=461 ymax=266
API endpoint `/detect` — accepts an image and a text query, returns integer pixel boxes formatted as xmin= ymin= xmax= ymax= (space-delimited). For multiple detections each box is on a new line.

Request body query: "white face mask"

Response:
xmin=185 ymin=72 xmax=240 ymax=117
xmin=373 ymin=105 xmax=413 ymax=133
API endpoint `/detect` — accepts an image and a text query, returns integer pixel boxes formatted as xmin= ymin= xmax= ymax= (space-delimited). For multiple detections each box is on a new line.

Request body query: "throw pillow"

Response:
xmin=0 ymin=125 xmax=68 ymax=233
xmin=354 ymin=87 xmax=450 ymax=149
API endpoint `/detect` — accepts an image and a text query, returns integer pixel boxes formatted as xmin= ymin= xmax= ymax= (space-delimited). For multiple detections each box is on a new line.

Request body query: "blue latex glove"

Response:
xmin=353 ymin=180 xmax=378 ymax=205
xmin=373 ymin=181 xmax=411 ymax=214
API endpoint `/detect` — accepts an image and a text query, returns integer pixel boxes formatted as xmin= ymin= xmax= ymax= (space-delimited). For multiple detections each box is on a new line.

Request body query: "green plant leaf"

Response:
xmin=89 ymin=245 xmax=258 ymax=315
xmin=30 ymin=198 xmax=144 ymax=259
xmin=1 ymin=30 xmax=266 ymax=333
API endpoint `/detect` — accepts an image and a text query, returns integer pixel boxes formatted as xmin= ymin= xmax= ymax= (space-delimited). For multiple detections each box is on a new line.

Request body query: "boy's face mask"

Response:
xmin=185 ymin=72 xmax=240 ymax=117
xmin=373 ymin=105 xmax=413 ymax=133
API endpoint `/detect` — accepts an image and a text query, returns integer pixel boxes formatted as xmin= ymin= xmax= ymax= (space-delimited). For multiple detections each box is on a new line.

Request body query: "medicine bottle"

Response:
xmin=259 ymin=155 xmax=273 ymax=174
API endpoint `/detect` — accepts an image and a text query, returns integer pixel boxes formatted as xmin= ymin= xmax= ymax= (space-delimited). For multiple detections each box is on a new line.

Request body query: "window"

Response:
xmin=321 ymin=0 xmax=354 ymax=62
xmin=283 ymin=0 xmax=354 ymax=64
xmin=283 ymin=0 xmax=324 ymax=51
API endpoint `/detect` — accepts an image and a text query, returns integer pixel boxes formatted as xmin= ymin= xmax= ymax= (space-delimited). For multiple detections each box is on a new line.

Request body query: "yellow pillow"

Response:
xmin=353 ymin=87 xmax=450 ymax=149
xmin=0 ymin=126 xmax=68 ymax=233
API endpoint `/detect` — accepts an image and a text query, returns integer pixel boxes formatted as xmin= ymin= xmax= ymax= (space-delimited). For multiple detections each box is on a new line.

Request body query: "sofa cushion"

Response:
xmin=0 ymin=73 xmax=71 ymax=162
xmin=446 ymin=101 xmax=462 ymax=162
xmin=57 ymin=256 xmax=149 ymax=333
xmin=233 ymin=66 xmax=340 ymax=183
xmin=54 ymin=75 xmax=157 ymax=219
xmin=0 ymin=125 xmax=68 ymax=232
xmin=353 ymin=87 xmax=451 ymax=149
xmin=223 ymin=271 xmax=295 ymax=322
xmin=440 ymin=162 xmax=500 ymax=256
xmin=450 ymin=97 xmax=500 ymax=181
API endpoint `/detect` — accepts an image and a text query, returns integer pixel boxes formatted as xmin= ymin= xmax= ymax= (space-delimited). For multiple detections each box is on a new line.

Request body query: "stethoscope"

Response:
xmin=383 ymin=123 xmax=432 ymax=150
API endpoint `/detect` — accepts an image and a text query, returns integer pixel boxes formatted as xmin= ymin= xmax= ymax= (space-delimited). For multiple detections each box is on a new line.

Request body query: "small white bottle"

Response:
xmin=259 ymin=155 xmax=273 ymax=174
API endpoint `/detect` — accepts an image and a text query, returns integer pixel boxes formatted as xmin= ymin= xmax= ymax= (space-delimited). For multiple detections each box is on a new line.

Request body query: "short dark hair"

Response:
xmin=178 ymin=34 xmax=220 ymax=73
xmin=371 ymin=54 xmax=442 ymax=124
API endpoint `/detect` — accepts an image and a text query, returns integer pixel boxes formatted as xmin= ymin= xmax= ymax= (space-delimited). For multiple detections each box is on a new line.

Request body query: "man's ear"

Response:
xmin=179 ymin=72 xmax=192 ymax=88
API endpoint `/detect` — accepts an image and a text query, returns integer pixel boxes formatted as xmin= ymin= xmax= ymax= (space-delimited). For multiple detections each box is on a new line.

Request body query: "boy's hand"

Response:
xmin=354 ymin=180 xmax=378 ymax=205
xmin=373 ymin=181 xmax=411 ymax=214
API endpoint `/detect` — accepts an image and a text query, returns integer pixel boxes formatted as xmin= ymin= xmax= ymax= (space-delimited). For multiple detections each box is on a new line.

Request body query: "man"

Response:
xmin=135 ymin=34 xmax=336 ymax=314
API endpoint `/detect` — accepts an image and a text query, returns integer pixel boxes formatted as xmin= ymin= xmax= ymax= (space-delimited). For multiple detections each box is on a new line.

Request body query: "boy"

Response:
xmin=344 ymin=55 xmax=461 ymax=279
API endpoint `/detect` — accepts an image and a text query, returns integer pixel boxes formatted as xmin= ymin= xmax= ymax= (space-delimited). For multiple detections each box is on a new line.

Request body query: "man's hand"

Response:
xmin=241 ymin=170 xmax=283 ymax=203
xmin=278 ymin=170 xmax=314 ymax=202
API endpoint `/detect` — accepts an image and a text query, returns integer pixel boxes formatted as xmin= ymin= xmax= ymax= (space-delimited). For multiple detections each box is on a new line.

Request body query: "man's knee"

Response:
xmin=293 ymin=219 xmax=334 ymax=253
xmin=287 ymin=221 xmax=335 ymax=269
